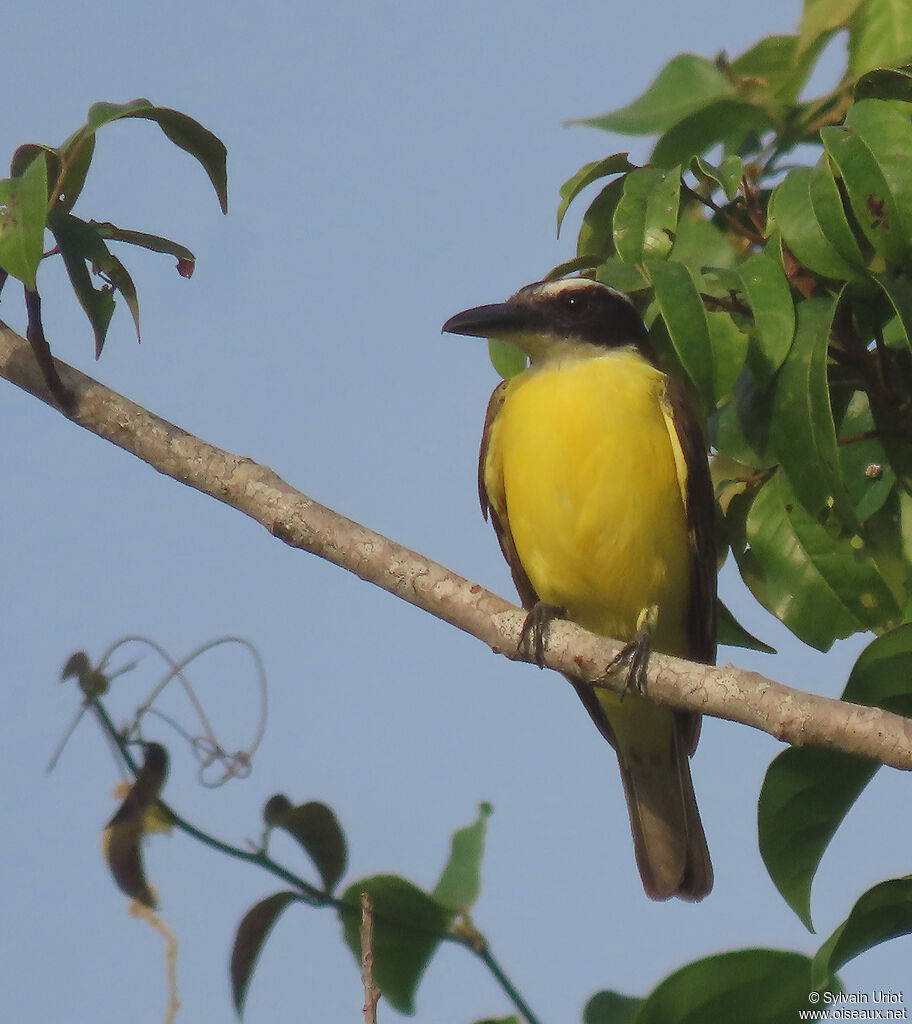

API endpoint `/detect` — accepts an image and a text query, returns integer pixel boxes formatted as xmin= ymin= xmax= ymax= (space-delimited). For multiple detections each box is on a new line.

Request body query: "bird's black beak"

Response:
xmin=442 ymin=301 xmax=526 ymax=339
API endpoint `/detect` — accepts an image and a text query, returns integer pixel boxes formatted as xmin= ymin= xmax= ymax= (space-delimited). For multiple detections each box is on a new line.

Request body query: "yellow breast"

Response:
xmin=486 ymin=349 xmax=692 ymax=656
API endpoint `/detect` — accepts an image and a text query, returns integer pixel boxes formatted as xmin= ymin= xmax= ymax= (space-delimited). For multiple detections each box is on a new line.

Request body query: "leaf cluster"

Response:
xmin=0 ymin=99 xmax=226 ymax=408
xmin=551 ymin=0 xmax=912 ymax=658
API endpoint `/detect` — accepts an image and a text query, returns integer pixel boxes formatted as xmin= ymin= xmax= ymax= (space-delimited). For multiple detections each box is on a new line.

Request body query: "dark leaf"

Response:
xmin=102 ymin=743 xmax=170 ymax=909
xmin=60 ymin=651 xmax=91 ymax=680
xmin=812 ymin=877 xmax=912 ymax=990
xmin=263 ymin=795 xmax=347 ymax=894
xmin=92 ymin=221 xmax=195 ymax=267
xmin=854 ymin=67 xmax=912 ymax=103
xmin=584 ymin=990 xmax=643 ymax=1024
xmin=636 ymin=948 xmax=829 ymax=1023
xmin=759 ymin=746 xmax=877 ymax=929
xmin=230 ymin=891 xmax=299 ymax=1016
xmin=716 ymin=600 xmax=776 ymax=653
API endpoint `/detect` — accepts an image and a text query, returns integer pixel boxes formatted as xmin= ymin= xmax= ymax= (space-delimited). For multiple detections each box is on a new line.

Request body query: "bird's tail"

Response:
xmin=615 ymin=710 xmax=712 ymax=901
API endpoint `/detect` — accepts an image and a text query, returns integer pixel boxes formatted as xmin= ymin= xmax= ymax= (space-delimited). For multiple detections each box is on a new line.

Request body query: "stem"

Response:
xmin=87 ymin=692 xmax=543 ymax=1022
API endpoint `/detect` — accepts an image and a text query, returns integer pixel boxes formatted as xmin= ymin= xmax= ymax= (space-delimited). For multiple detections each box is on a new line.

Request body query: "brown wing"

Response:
xmin=664 ymin=378 xmax=717 ymax=667
xmin=478 ymin=380 xmax=541 ymax=612
xmin=663 ymin=378 xmax=717 ymax=756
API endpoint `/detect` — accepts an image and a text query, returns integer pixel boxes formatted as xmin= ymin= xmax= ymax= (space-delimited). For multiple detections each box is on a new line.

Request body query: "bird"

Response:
xmin=442 ymin=276 xmax=715 ymax=901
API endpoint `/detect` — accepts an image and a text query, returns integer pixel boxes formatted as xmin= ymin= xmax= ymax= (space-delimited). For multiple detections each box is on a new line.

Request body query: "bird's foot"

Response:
xmin=607 ymin=605 xmax=658 ymax=698
xmin=519 ymin=602 xmax=566 ymax=668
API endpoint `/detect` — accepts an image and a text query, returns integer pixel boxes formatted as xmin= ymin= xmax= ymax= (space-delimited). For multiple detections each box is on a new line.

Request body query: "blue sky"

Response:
xmin=2 ymin=2 xmax=908 ymax=1022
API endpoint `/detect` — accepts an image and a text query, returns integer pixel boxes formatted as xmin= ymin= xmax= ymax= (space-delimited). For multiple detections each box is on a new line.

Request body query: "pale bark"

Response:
xmin=3 ymin=319 xmax=911 ymax=771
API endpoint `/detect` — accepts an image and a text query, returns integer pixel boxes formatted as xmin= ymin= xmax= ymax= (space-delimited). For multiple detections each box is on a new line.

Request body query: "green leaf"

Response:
xmin=636 ymin=949 xmax=826 ymax=1023
xmin=669 ymin=207 xmax=738 ymax=271
xmin=47 ymin=212 xmax=121 ymax=356
xmin=759 ymin=623 xmax=912 ymax=927
xmin=716 ymin=599 xmax=776 ymax=653
xmin=82 ymin=99 xmax=228 ymax=212
xmin=54 ymin=134 xmax=96 ymax=214
xmin=746 ymin=470 xmax=899 ymax=648
xmin=838 ymin=390 xmax=896 ymax=521
xmin=433 ymin=803 xmax=491 ymax=913
xmin=557 ymin=154 xmax=633 ymax=236
xmin=92 ymin=221 xmax=195 ymax=267
xmin=821 ymin=123 xmax=907 ymax=269
xmin=797 ymin=0 xmax=865 ymax=56
xmin=570 ymin=55 xmax=736 ymax=136
xmin=339 ymin=876 xmax=452 ymax=1015
xmin=769 ymin=295 xmax=843 ymax=518
xmin=690 ymin=155 xmax=743 ymax=201
xmin=488 ymin=337 xmax=527 ymax=379
xmin=768 ymin=169 xmax=865 ymax=281
xmin=613 ymin=167 xmax=680 ymax=262
xmin=739 ymin=247 xmax=795 ymax=382
xmin=584 ymin=990 xmax=643 ymax=1024
xmin=842 ymin=620 xmax=912 ymax=716
xmin=647 ymin=259 xmax=714 ymax=400
xmin=230 ymin=891 xmax=298 ymax=1016
xmin=652 ymin=101 xmax=769 ymax=168
xmin=844 ymin=99 xmax=912 ymax=265
xmin=812 ymin=877 xmax=912 ymax=990
xmin=0 ymin=153 xmax=48 ymax=289
xmin=759 ymin=746 xmax=878 ymax=929
xmin=873 ymin=272 xmax=912 ymax=355
xmin=594 ymin=257 xmax=650 ymax=294
xmin=729 ymin=34 xmax=829 ymax=105
xmin=848 ymin=0 xmax=912 ymax=77
xmin=263 ymin=796 xmax=347 ymax=894
xmin=707 ymin=310 xmax=747 ymax=401
xmin=809 ymin=155 xmax=869 ymax=274
xmin=544 ymin=255 xmax=602 ymax=280
xmin=709 ymin=365 xmax=777 ymax=469
xmin=577 ymin=178 xmax=626 ymax=261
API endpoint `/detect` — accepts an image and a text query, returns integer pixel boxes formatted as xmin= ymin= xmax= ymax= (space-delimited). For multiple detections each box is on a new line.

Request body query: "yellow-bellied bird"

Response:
xmin=443 ymin=277 xmax=715 ymax=901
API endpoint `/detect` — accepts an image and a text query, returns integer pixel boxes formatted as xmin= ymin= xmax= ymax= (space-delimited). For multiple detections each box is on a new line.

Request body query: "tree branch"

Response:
xmin=3 ymin=318 xmax=912 ymax=771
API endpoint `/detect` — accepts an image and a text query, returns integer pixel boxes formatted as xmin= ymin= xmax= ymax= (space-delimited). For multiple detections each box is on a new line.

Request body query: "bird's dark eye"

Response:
xmin=561 ymin=292 xmax=588 ymax=314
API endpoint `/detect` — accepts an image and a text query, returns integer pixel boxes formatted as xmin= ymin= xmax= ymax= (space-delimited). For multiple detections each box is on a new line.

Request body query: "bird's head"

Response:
xmin=442 ymin=277 xmax=650 ymax=364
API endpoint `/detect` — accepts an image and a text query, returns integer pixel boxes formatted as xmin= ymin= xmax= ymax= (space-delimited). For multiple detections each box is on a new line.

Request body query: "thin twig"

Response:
xmin=360 ymin=893 xmax=381 ymax=1024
